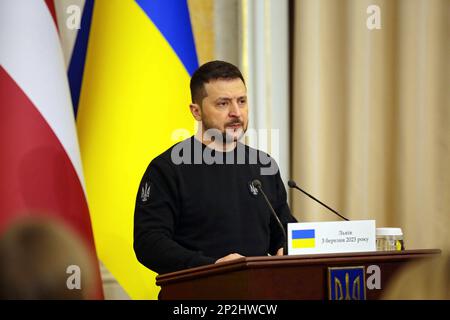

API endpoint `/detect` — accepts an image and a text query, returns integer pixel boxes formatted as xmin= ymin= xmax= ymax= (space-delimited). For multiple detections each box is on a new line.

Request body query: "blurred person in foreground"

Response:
xmin=0 ymin=216 xmax=96 ymax=299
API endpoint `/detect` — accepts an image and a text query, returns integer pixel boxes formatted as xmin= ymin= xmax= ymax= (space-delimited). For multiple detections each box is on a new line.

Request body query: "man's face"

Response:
xmin=196 ymin=78 xmax=248 ymax=143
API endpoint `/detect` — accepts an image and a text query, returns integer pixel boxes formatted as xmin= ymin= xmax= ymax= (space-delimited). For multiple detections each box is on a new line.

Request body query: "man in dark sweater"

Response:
xmin=134 ymin=61 xmax=296 ymax=275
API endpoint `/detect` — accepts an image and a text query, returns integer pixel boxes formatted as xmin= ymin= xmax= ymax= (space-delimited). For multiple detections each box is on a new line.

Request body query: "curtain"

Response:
xmin=291 ymin=0 xmax=449 ymax=249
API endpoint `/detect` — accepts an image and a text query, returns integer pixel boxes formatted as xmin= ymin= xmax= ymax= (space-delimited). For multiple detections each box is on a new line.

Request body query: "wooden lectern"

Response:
xmin=156 ymin=249 xmax=440 ymax=300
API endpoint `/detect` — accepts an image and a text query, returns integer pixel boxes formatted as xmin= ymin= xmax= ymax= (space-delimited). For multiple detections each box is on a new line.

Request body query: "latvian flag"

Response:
xmin=0 ymin=1 xmax=102 ymax=298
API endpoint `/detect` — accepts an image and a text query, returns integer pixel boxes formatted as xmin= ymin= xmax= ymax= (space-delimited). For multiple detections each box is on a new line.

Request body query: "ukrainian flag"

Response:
xmin=77 ymin=0 xmax=197 ymax=299
xmin=292 ymin=229 xmax=316 ymax=249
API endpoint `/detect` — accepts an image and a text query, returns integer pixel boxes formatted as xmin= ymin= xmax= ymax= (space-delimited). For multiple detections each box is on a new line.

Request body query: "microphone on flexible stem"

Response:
xmin=252 ymin=179 xmax=287 ymax=255
xmin=287 ymin=180 xmax=349 ymax=221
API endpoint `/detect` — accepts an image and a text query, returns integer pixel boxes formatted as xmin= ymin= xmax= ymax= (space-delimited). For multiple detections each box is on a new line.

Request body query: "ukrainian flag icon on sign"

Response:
xmin=292 ymin=229 xmax=316 ymax=248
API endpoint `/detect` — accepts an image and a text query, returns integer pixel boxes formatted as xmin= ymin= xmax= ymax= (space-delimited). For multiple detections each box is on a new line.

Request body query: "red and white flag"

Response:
xmin=0 ymin=0 xmax=102 ymax=298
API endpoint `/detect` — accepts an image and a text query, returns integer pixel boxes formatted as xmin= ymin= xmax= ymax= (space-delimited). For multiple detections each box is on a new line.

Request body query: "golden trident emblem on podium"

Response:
xmin=328 ymin=266 xmax=366 ymax=300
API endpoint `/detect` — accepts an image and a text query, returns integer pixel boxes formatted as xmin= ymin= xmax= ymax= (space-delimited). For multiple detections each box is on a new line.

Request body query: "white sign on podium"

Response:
xmin=287 ymin=220 xmax=376 ymax=255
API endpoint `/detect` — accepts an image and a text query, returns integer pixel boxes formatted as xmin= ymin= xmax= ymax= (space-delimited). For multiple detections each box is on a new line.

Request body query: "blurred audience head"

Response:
xmin=0 ymin=216 xmax=95 ymax=299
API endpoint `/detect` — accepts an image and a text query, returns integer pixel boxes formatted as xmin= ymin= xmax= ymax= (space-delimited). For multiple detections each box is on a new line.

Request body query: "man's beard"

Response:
xmin=202 ymin=119 xmax=247 ymax=143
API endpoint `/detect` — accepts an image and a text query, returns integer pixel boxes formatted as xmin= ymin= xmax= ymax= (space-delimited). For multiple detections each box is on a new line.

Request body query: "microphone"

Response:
xmin=252 ymin=179 xmax=287 ymax=255
xmin=288 ymin=180 xmax=349 ymax=221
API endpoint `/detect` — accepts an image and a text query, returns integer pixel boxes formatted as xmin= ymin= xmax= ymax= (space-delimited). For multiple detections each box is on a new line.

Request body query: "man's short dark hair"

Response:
xmin=190 ymin=60 xmax=246 ymax=105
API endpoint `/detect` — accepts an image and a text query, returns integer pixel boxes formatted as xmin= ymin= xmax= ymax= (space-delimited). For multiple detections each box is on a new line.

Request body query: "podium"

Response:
xmin=156 ymin=249 xmax=440 ymax=300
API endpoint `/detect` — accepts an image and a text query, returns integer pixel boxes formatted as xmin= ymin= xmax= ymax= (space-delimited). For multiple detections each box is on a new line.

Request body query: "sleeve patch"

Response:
xmin=140 ymin=181 xmax=152 ymax=203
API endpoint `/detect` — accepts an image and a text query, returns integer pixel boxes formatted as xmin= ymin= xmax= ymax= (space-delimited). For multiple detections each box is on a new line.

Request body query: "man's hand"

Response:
xmin=215 ymin=253 xmax=244 ymax=264
xmin=276 ymin=248 xmax=284 ymax=256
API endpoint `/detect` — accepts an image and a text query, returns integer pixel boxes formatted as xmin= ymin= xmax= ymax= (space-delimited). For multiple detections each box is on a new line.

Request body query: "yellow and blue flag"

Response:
xmin=76 ymin=0 xmax=198 ymax=299
xmin=292 ymin=229 xmax=316 ymax=249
